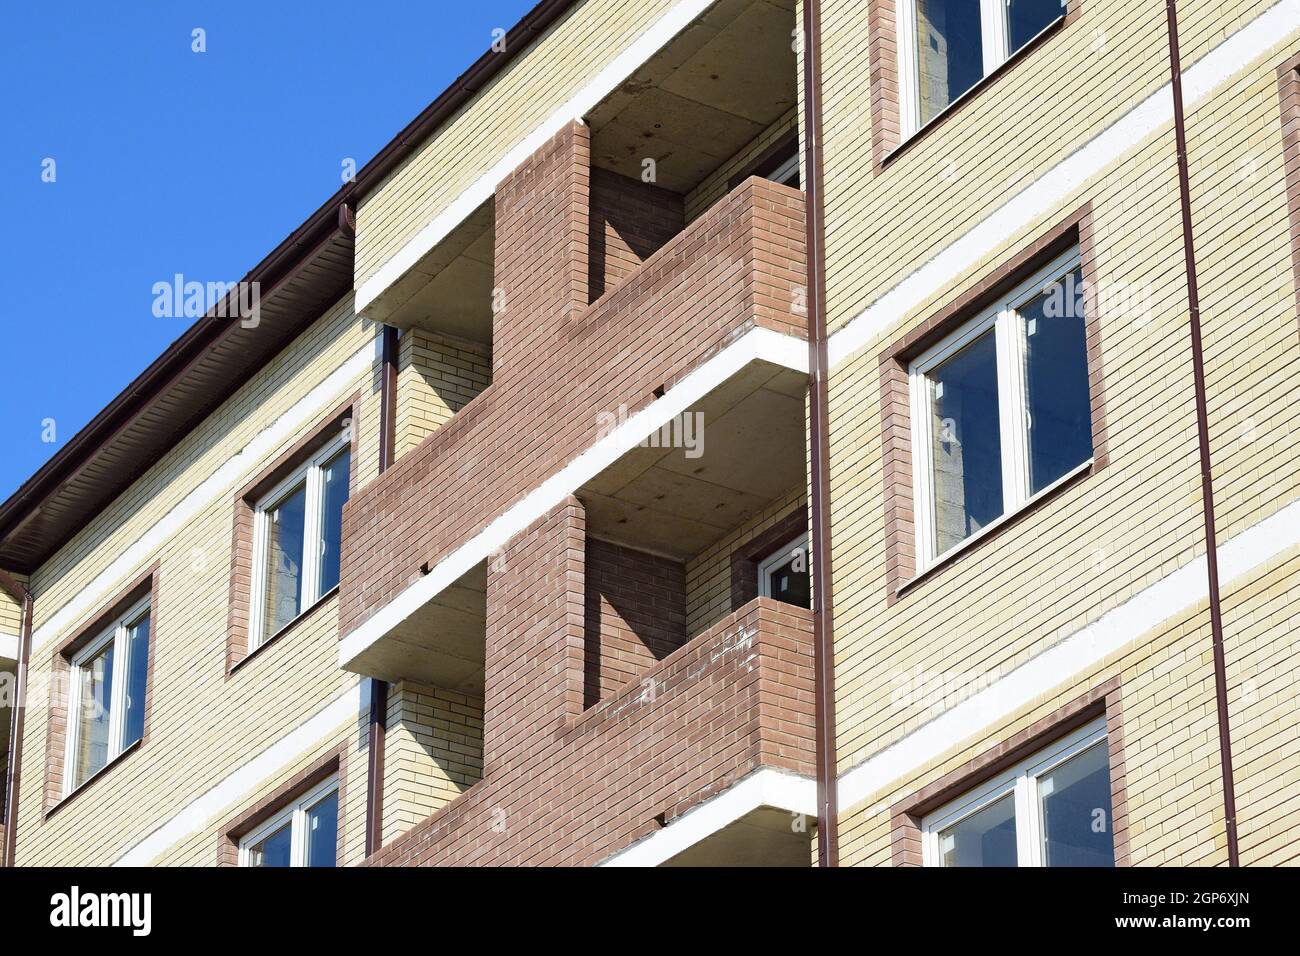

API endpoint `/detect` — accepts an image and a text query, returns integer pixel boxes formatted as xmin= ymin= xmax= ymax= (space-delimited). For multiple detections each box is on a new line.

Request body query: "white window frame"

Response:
xmin=921 ymin=717 xmax=1110 ymax=866
xmin=908 ymin=247 xmax=1090 ymax=575
xmin=248 ymin=431 xmax=350 ymax=651
xmin=767 ymin=152 xmax=800 ymax=187
xmin=896 ymin=0 xmax=1067 ymax=140
xmin=757 ymin=533 xmax=809 ymax=599
xmin=238 ymin=775 xmax=339 ymax=867
xmin=64 ymin=594 xmax=151 ymax=796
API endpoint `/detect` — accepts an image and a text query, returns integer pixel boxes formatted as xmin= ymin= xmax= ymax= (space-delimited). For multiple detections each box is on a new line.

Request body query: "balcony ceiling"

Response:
xmin=586 ymin=0 xmax=798 ymax=193
xmin=662 ymin=806 xmax=814 ymax=866
xmin=580 ymin=358 xmax=807 ymax=562
xmin=348 ymin=562 xmax=487 ymax=690
xmin=368 ymin=200 xmax=496 ymax=344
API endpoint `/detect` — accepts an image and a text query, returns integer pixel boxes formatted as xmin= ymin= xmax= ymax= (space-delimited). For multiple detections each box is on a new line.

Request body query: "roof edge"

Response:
xmin=0 ymin=0 xmax=580 ymax=564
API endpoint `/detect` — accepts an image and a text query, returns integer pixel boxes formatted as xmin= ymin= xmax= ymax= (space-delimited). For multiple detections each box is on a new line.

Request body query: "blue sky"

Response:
xmin=0 ymin=0 xmax=535 ymax=500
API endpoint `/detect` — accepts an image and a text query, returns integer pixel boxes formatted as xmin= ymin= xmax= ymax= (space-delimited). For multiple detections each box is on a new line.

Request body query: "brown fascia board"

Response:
xmin=0 ymin=0 xmax=581 ymax=573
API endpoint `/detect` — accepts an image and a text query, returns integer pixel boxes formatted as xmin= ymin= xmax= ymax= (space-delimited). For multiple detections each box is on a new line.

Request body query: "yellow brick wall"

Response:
xmin=822 ymin=0 xmax=1300 ymax=866
xmin=0 ymin=573 xmax=24 ymax=638
xmin=396 ymin=329 xmax=492 ymax=460
xmin=381 ymin=681 xmax=485 ymax=845
xmin=12 ymin=294 xmax=383 ymax=865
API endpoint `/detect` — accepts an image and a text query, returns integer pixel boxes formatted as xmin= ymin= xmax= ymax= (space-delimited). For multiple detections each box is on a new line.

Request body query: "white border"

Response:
xmin=0 ymin=631 xmax=17 ymax=662
xmin=839 ymin=496 xmax=1300 ymax=815
xmin=599 ymin=768 xmax=817 ymax=867
xmin=339 ymin=326 xmax=807 ymax=669
xmin=112 ymin=679 xmax=365 ymax=866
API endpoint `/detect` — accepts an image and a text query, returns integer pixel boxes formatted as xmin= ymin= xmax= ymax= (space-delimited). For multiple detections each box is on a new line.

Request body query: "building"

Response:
xmin=2 ymin=0 xmax=1298 ymax=867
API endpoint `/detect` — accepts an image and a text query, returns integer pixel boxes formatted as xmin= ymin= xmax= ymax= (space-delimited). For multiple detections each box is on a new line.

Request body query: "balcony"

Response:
xmin=366 ymin=597 xmax=815 ymax=866
xmin=340 ymin=0 xmax=811 ymax=862
xmin=339 ymin=168 xmax=807 ymax=682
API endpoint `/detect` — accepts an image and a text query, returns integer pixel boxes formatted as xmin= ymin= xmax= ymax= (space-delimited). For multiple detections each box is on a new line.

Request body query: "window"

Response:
xmin=730 ymin=130 xmax=802 ymax=192
xmin=65 ymin=597 xmax=151 ymax=794
xmin=248 ymin=432 xmax=351 ymax=650
xmin=922 ymin=718 xmax=1113 ymax=866
xmin=764 ymin=150 xmax=800 ymax=188
xmin=897 ymin=0 xmax=1066 ymax=136
xmin=757 ymin=534 xmax=811 ymax=609
xmin=909 ymin=248 xmax=1093 ymax=570
xmin=239 ymin=776 xmax=338 ymax=867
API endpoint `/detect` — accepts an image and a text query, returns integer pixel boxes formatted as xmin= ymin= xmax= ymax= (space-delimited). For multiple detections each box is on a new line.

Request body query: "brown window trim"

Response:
xmin=729 ymin=505 xmax=810 ymax=611
xmin=44 ymin=562 xmax=160 ymax=818
xmin=878 ymin=204 xmax=1109 ymax=604
xmin=226 ymin=393 xmax=359 ymax=675
xmin=867 ymin=0 xmax=1083 ymax=173
xmin=728 ymin=128 xmax=801 ymax=192
xmin=1280 ymin=52 xmax=1300 ymax=334
xmin=890 ymin=675 xmax=1131 ymax=867
xmin=217 ymin=745 xmax=346 ymax=866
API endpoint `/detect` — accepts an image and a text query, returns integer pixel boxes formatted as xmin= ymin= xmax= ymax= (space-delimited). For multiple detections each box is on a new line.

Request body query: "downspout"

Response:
xmin=801 ymin=0 xmax=839 ymax=866
xmin=0 ymin=570 xmax=32 ymax=868
xmin=1163 ymin=0 xmax=1239 ymax=866
xmin=365 ymin=323 xmax=399 ymax=856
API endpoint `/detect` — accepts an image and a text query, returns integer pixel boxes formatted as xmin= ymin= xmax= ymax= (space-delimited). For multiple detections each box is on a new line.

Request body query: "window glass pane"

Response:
xmin=74 ymin=640 xmax=115 ymax=787
xmin=927 ymin=329 xmax=1004 ymax=556
xmin=1006 ymin=0 xmax=1065 ymax=55
xmin=247 ymin=820 xmax=293 ymax=867
xmin=262 ymin=482 xmax=307 ymax=640
xmin=938 ymin=792 xmax=1017 ymax=866
xmin=765 ymin=549 xmax=811 ymax=609
xmin=1020 ymin=267 xmax=1093 ymax=496
xmin=305 ymin=790 xmax=339 ymax=867
xmin=1038 ymin=741 xmax=1114 ymax=867
xmin=767 ymin=152 xmax=800 ymax=188
xmin=122 ymin=613 xmax=150 ymax=749
xmin=318 ymin=448 xmax=351 ymax=595
xmin=914 ymin=0 xmax=984 ymax=125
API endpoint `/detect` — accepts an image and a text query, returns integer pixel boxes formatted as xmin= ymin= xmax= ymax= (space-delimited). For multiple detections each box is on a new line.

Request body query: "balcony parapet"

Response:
xmin=366 ymin=597 xmax=814 ymax=866
xmin=339 ymin=169 xmax=806 ymax=650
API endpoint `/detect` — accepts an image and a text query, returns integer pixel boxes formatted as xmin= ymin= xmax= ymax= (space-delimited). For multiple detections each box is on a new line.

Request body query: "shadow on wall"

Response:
xmin=583 ymin=538 xmax=689 ymax=708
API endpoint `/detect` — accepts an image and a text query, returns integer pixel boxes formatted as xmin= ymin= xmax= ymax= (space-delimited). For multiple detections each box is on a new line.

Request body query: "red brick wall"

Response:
xmin=481 ymin=497 xmax=585 ymax=770
xmin=583 ymin=538 xmax=688 ymax=707
xmin=588 ymin=169 xmax=685 ymax=300
xmin=339 ymin=120 xmax=806 ymax=639
xmin=366 ymin=499 xmax=816 ymax=866
xmin=492 ymin=121 xmax=590 ymax=379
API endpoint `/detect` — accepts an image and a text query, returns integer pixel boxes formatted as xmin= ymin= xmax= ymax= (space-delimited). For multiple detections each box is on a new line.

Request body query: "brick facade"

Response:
xmin=338 ymin=121 xmax=807 ymax=639
xmin=367 ymin=497 xmax=815 ymax=866
xmin=583 ymin=538 xmax=688 ymax=708
xmin=588 ymin=168 xmax=685 ymax=300
xmin=6 ymin=0 xmax=1298 ymax=872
